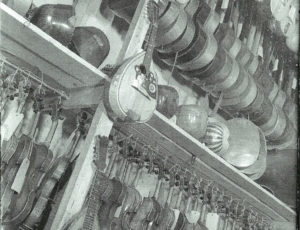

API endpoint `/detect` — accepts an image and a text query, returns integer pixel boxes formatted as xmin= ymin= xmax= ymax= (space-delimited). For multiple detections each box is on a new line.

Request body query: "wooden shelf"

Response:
xmin=114 ymin=111 xmax=296 ymax=222
xmin=0 ymin=3 xmax=109 ymax=91
xmin=1 ymin=1 xmax=296 ymax=228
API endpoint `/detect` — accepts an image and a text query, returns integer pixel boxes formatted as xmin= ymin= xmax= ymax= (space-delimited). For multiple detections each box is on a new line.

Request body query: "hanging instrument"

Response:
xmin=22 ymin=111 xmax=91 ymax=229
xmin=108 ymin=0 xmax=159 ymax=123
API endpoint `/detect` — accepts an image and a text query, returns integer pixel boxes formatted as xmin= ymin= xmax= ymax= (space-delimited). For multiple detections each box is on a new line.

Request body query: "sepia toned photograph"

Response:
xmin=0 ymin=0 xmax=298 ymax=229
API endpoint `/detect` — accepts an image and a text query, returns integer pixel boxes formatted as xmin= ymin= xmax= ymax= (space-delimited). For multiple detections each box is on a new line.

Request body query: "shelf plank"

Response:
xmin=0 ymin=3 xmax=109 ymax=90
xmin=115 ymin=111 xmax=296 ymax=222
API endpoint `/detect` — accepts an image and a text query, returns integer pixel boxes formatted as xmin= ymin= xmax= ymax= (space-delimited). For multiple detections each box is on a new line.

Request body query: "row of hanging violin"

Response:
xmin=1 ymin=69 xmax=95 ymax=229
xmin=62 ymin=133 xmax=273 ymax=230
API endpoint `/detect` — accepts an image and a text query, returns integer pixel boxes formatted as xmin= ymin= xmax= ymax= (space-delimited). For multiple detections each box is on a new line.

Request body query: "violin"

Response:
xmin=3 ymin=96 xmax=61 ymax=226
xmin=1 ymin=89 xmax=44 ymax=219
xmin=97 ymin=138 xmax=133 ymax=229
xmin=129 ymin=154 xmax=163 ymax=230
xmin=171 ymin=174 xmax=187 ymax=230
xmin=114 ymin=147 xmax=147 ymax=230
xmin=21 ymin=111 xmax=91 ymax=229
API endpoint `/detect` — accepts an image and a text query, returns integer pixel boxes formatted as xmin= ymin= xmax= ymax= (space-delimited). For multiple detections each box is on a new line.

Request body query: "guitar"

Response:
xmin=62 ymin=135 xmax=111 ymax=230
xmin=107 ymin=0 xmax=159 ymax=123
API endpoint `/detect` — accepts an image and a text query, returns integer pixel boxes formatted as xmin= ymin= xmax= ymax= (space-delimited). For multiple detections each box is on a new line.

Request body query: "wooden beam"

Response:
xmin=0 ymin=3 xmax=109 ymax=90
xmin=116 ymin=0 xmax=150 ymax=63
xmin=50 ymin=102 xmax=113 ymax=230
xmin=62 ymin=83 xmax=106 ymax=109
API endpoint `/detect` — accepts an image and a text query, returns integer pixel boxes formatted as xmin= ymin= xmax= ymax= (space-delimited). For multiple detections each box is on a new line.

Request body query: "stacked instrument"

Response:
xmin=62 ymin=133 xmax=273 ymax=230
xmin=152 ymin=0 xmax=296 ymax=151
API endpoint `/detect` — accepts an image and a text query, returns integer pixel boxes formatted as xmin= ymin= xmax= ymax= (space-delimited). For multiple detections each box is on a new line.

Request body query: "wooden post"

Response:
xmin=116 ymin=0 xmax=150 ymax=63
xmin=50 ymin=102 xmax=113 ymax=230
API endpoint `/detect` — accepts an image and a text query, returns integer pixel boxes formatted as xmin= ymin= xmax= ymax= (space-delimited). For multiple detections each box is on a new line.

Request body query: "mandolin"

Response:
xmin=107 ymin=0 xmax=159 ymax=123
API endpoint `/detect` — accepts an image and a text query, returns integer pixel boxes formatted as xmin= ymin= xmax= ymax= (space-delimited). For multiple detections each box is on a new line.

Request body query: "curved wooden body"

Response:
xmin=176 ymin=104 xmax=208 ymax=139
xmin=177 ymin=31 xmax=217 ymax=71
xmin=30 ymin=4 xmax=74 ymax=46
xmin=223 ymin=67 xmax=250 ymax=99
xmin=196 ymin=2 xmax=220 ymax=34
xmin=224 ymin=118 xmax=260 ymax=168
xmin=239 ymin=129 xmax=267 ymax=180
xmin=163 ymin=15 xmax=196 ymax=54
xmin=156 ymin=85 xmax=179 ymax=119
xmin=156 ymin=10 xmax=188 ymax=47
xmin=265 ymin=108 xmax=287 ymax=141
xmin=108 ymin=51 xmax=157 ymax=123
xmin=70 ymin=26 xmax=110 ymax=68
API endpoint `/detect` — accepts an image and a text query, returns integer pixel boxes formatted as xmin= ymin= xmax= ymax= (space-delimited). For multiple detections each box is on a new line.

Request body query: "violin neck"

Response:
xmin=44 ymin=119 xmax=58 ymax=144
xmin=143 ymin=22 xmax=157 ymax=73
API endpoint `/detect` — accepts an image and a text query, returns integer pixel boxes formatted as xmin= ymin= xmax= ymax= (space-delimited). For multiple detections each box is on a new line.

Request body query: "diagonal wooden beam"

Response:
xmin=116 ymin=0 xmax=150 ymax=63
xmin=49 ymin=102 xmax=113 ymax=230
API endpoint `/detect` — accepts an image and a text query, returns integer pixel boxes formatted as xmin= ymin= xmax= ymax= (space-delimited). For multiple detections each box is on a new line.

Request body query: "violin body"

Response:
xmin=3 ymin=143 xmax=53 ymax=225
xmin=130 ymin=197 xmax=160 ymax=230
xmin=98 ymin=178 xmax=127 ymax=230
xmin=156 ymin=204 xmax=175 ymax=230
xmin=22 ymin=156 xmax=71 ymax=229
